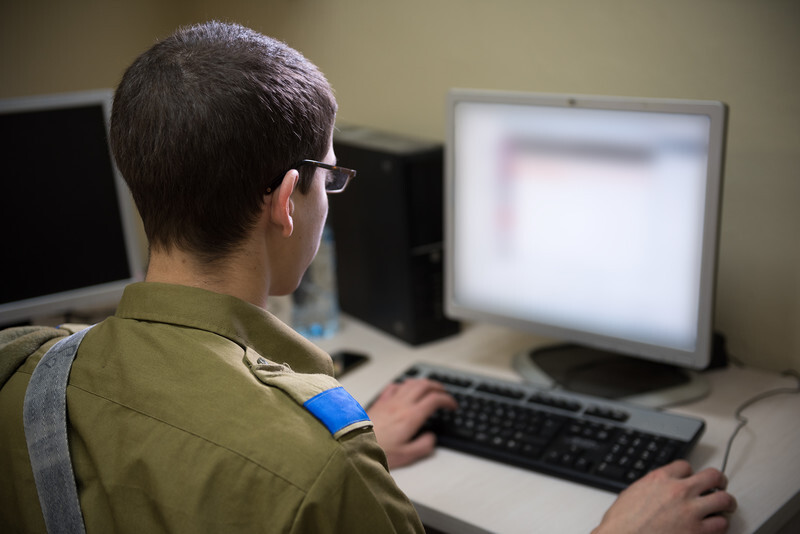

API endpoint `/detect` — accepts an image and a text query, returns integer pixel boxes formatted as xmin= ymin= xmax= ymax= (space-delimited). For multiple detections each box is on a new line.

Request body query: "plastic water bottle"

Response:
xmin=292 ymin=224 xmax=340 ymax=338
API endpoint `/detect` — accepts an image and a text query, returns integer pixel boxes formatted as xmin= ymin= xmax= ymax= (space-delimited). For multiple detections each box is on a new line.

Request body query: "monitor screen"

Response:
xmin=0 ymin=89 xmax=144 ymax=326
xmin=445 ymin=89 xmax=726 ymax=376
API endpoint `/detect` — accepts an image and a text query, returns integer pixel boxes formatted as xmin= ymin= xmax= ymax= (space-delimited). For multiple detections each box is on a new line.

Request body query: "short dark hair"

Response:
xmin=110 ymin=21 xmax=337 ymax=262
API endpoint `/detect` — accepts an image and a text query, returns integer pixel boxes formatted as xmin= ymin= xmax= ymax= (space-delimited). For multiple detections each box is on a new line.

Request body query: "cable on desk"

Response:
xmin=720 ymin=369 xmax=800 ymax=475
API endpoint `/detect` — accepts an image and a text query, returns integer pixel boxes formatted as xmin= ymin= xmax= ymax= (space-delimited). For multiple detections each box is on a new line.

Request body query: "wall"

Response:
xmin=2 ymin=0 xmax=798 ymax=373
xmin=0 ymin=1 xmax=189 ymax=98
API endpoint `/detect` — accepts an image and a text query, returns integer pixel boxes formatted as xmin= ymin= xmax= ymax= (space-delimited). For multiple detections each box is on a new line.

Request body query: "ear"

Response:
xmin=270 ymin=170 xmax=299 ymax=238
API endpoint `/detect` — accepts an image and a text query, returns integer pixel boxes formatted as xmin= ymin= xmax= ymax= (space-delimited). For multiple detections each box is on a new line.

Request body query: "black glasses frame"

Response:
xmin=265 ymin=160 xmax=357 ymax=195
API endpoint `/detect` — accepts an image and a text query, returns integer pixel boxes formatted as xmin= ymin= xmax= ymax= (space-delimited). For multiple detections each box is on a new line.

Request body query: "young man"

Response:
xmin=0 ymin=21 xmax=735 ymax=533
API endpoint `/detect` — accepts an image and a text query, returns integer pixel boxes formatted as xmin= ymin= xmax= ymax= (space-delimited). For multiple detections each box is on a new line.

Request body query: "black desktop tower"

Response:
xmin=327 ymin=125 xmax=460 ymax=345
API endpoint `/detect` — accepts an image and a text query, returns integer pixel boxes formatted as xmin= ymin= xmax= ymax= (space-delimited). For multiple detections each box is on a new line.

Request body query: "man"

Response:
xmin=0 ymin=21 xmax=735 ymax=533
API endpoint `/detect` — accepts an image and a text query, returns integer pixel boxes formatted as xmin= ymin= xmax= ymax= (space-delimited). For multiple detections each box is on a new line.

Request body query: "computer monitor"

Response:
xmin=445 ymin=89 xmax=727 ymax=407
xmin=0 ymin=89 xmax=144 ymax=327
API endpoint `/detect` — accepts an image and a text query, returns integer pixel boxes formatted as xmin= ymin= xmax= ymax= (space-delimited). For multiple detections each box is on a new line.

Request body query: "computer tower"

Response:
xmin=327 ymin=125 xmax=460 ymax=345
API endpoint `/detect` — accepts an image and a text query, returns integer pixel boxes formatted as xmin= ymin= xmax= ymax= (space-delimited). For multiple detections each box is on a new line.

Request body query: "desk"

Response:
xmin=314 ymin=315 xmax=800 ymax=534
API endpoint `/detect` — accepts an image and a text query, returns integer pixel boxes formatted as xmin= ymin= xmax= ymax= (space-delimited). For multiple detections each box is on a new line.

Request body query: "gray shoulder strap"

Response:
xmin=23 ymin=326 xmax=93 ymax=534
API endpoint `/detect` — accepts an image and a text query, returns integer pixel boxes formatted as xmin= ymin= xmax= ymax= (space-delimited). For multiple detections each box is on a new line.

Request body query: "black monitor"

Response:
xmin=0 ymin=89 xmax=144 ymax=327
xmin=445 ymin=89 xmax=727 ymax=407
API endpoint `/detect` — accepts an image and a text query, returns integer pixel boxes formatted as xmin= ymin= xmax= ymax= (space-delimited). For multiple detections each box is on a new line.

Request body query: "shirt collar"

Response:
xmin=115 ymin=282 xmax=334 ymax=376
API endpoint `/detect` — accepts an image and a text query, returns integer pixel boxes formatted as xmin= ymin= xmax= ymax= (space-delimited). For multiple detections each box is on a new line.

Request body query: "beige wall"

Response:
xmin=2 ymin=0 xmax=798 ymax=373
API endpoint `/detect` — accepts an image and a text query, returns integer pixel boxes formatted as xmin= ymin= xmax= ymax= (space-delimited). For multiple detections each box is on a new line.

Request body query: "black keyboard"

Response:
xmin=400 ymin=363 xmax=705 ymax=493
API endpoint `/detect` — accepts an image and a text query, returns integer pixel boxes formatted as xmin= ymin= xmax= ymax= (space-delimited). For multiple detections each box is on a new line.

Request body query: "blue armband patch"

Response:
xmin=303 ymin=386 xmax=370 ymax=436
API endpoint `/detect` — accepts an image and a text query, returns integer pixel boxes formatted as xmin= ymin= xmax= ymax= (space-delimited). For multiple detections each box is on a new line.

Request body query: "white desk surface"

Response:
xmin=314 ymin=315 xmax=800 ymax=534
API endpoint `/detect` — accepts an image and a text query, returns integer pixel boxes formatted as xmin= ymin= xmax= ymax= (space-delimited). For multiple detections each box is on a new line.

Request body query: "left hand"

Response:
xmin=367 ymin=378 xmax=457 ymax=469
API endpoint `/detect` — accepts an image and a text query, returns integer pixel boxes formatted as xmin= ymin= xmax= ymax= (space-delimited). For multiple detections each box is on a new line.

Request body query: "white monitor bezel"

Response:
xmin=444 ymin=89 xmax=727 ymax=370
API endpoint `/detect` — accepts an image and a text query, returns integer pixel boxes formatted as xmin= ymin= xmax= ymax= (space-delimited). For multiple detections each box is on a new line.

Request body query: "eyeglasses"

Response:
xmin=265 ymin=160 xmax=357 ymax=195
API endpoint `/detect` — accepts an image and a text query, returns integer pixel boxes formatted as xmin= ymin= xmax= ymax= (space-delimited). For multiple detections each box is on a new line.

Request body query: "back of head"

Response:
xmin=110 ymin=21 xmax=337 ymax=263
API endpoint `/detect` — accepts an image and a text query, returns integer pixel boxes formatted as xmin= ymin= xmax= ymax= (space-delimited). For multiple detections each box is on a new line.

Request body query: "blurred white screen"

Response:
xmin=452 ymin=101 xmax=711 ymax=352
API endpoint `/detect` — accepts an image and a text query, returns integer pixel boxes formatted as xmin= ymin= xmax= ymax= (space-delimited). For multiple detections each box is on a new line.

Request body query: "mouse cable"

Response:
xmin=720 ymin=369 xmax=800 ymax=475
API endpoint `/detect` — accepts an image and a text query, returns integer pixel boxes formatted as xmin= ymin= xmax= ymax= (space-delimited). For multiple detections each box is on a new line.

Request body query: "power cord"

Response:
xmin=720 ymin=369 xmax=800 ymax=475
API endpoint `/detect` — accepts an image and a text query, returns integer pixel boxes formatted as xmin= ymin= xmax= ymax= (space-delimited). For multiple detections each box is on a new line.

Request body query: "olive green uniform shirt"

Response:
xmin=0 ymin=282 xmax=424 ymax=533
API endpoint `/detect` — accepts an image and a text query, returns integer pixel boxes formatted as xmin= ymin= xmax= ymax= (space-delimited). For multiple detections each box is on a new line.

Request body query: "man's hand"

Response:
xmin=593 ymin=460 xmax=737 ymax=534
xmin=367 ymin=378 xmax=457 ymax=469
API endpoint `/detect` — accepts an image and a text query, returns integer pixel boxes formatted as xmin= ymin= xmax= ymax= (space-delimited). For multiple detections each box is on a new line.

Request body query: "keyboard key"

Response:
xmin=586 ymin=405 xmax=630 ymax=422
xmin=476 ymin=383 xmax=526 ymax=400
xmin=597 ymin=462 xmax=626 ymax=480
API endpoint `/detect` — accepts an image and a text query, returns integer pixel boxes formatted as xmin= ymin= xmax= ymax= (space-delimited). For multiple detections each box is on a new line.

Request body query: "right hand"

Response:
xmin=592 ymin=460 xmax=737 ymax=534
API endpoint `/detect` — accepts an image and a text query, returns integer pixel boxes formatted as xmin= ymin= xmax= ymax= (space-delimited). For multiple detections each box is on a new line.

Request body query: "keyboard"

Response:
xmin=400 ymin=363 xmax=705 ymax=493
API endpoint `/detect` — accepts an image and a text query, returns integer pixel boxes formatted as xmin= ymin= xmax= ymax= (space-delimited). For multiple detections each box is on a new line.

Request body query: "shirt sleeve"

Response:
xmin=289 ymin=428 xmax=425 ymax=534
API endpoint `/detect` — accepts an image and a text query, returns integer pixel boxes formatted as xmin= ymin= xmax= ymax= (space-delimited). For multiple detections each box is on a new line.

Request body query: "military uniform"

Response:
xmin=0 ymin=282 xmax=424 ymax=533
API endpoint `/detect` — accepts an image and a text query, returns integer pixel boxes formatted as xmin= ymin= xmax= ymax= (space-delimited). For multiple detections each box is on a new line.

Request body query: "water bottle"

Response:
xmin=292 ymin=224 xmax=340 ymax=338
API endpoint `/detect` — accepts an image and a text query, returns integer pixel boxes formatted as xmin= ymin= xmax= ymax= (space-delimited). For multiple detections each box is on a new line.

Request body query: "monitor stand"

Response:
xmin=512 ymin=344 xmax=710 ymax=408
